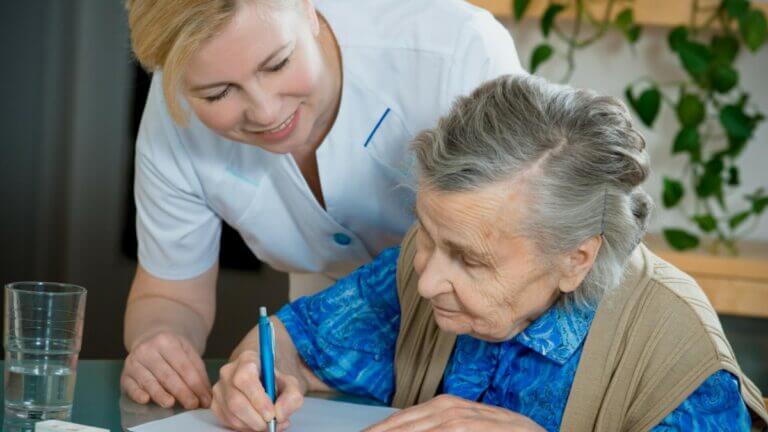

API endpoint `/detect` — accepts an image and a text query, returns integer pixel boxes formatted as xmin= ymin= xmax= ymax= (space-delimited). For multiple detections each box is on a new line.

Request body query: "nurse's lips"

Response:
xmin=245 ymin=108 xmax=300 ymax=141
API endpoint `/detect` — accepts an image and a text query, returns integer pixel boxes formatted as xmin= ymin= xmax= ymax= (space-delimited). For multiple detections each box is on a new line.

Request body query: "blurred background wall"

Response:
xmin=0 ymin=2 xmax=765 ymax=395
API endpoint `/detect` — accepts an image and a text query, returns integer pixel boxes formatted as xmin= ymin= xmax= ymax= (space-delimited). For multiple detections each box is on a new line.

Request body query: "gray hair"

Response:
xmin=412 ymin=74 xmax=653 ymax=308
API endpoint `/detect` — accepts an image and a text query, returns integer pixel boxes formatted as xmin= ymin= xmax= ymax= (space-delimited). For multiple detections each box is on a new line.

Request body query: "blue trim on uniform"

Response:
xmin=226 ymin=167 xmax=260 ymax=186
xmin=363 ymin=108 xmax=392 ymax=148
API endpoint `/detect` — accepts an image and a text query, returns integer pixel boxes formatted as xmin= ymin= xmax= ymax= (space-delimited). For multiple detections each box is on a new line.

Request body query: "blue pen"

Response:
xmin=259 ymin=306 xmax=277 ymax=432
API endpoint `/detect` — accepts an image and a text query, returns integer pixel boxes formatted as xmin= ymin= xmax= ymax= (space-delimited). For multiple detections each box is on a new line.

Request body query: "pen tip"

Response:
xmin=260 ymin=306 xmax=267 ymax=317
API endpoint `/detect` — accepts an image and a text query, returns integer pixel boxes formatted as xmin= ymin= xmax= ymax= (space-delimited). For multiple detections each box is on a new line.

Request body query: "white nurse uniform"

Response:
xmin=134 ymin=0 xmax=524 ymax=298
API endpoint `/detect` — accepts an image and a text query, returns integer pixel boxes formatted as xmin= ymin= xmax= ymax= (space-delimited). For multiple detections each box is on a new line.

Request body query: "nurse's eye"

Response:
xmin=266 ymin=56 xmax=290 ymax=73
xmin=204 ymin=85 xmax=232 ymax=102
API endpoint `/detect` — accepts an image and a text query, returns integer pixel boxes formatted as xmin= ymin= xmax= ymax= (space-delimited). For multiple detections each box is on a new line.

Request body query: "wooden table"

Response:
xmin=644 ymin=234 xmax=768 ymax=319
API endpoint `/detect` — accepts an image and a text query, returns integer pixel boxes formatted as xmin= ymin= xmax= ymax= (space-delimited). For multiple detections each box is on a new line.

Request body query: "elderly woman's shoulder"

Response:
xmin=628 ymin=244 xmax=732 ymax=359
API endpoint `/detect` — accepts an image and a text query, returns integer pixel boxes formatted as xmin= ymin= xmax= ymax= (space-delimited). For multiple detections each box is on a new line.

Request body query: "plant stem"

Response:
xmin=561 ymin=0 xmax=586 ymax=82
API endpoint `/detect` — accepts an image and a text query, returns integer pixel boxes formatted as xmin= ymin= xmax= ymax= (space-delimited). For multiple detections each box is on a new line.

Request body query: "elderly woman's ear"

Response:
xmin=556 ymin=235 xmax=603 ymax=294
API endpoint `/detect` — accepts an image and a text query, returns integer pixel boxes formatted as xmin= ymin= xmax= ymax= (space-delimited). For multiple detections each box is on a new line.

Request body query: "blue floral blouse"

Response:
xmin=276 ymin=247 xmax=752 ymax=431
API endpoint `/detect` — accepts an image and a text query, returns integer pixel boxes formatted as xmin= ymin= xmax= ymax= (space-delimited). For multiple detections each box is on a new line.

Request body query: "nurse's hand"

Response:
xmin=363 ymin=394 xmax=546 ymax=432
xmin=212 ymin=350 xmax=305 ymax=432
xmin=121 ymin=331 xmax=212 ymax=410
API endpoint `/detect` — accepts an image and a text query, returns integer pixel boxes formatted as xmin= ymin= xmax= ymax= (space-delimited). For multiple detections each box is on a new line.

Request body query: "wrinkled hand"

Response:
xmin=364 ymin=394 xmax=546 ymax=432
xmin=211 ymin=350 xmax=305 ymax=431
xmin=121 ymin=331 xmax=212 ymax=409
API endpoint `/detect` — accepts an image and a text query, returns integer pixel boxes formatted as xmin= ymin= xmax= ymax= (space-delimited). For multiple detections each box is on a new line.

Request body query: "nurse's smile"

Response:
xmin=182 ymin=0 xmax=340 ymax=155
xmin=244 ymin=107 xmax=301 ymax=142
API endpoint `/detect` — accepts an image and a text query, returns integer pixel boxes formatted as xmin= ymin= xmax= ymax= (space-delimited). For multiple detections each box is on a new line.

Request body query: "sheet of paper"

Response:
xmin=128 ymin=396 xmax=399 ymax=432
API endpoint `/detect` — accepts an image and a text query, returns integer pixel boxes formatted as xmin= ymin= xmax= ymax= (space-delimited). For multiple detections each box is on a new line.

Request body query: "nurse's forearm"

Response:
xmin=125 ymin=296 xmax=212 ymax=353
xmin=230 ymin=317 xmax=332 ymax=393
xmin=124 ymin=264 xmax=217 ymax=354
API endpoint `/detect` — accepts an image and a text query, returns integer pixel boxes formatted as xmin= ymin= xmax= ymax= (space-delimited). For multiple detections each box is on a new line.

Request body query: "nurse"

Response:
xmin=121 ymin=0 xmax=523 ymax=411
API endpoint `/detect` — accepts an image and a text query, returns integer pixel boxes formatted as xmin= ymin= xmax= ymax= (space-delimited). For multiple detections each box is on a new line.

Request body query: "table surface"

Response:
xmin=0 ymin=359 xmax=381 ymax=431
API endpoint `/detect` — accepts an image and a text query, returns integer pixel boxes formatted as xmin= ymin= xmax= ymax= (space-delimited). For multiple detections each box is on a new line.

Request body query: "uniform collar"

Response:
xmin=513 ymin=299 xmax=596 ymax=365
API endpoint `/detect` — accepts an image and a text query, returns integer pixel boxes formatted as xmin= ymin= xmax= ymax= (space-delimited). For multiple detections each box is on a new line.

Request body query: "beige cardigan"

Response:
xmin=391 ymin=227 xmax=768 ymax=431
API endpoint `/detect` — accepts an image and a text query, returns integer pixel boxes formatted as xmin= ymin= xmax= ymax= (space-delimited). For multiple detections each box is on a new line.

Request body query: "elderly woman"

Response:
xmin=211 ymin=75 xmax=768 ymax=431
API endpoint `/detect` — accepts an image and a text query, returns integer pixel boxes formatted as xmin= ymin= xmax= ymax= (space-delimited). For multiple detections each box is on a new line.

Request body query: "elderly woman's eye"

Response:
xmin=460 ymin=254 xmax=482 ymax=268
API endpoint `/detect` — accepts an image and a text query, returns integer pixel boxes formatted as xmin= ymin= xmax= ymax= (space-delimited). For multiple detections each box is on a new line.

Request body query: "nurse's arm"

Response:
xmin=124 ymin=263 xmax=216 ymax=352
xmin=121 ymin=263 xmax=217 ymax=409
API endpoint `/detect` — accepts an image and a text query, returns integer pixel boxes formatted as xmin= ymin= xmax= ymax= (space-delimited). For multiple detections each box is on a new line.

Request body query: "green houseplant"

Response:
xmin=516 ymin=0 xmax=768 ymax=254
xmin=624 ymin=0 xmax=767 ymax=253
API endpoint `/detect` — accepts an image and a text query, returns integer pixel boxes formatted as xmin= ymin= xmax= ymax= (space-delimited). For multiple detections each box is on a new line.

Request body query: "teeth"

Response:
xmin=262 ymin=112 xmax=294 ymax=134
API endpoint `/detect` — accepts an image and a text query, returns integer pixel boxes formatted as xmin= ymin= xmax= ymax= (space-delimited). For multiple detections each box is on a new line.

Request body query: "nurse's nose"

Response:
xmin=243 ymin=86 xmax=280 ymax=127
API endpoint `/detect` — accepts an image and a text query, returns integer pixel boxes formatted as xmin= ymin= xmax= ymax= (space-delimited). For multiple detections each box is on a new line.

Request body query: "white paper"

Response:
xmin=128 ymin=397 xmax=399 ymax=432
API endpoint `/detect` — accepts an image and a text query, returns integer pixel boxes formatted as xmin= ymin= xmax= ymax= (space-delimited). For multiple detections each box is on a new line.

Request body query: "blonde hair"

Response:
xmin=126 ymin=0 xmax=297 ymax=125
xmin=126 ymin=0 xmax=238 ymax=124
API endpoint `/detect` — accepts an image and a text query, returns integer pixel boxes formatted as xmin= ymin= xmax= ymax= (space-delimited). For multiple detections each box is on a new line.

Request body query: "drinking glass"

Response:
xmin=3 ymin=282 xmax=86 ymax=428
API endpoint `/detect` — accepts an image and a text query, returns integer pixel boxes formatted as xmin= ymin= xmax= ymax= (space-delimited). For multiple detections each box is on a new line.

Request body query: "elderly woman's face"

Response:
xmin=413 ymin=182 xmax=566 ymax=342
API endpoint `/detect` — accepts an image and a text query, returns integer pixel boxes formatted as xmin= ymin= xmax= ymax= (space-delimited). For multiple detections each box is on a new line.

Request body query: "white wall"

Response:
xmin=505 ymin=19 xmax=768 ymax=242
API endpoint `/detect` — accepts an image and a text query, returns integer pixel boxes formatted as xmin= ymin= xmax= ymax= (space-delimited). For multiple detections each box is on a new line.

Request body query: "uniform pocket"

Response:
xmin=363 ymin=107 xmax=417 ymax=186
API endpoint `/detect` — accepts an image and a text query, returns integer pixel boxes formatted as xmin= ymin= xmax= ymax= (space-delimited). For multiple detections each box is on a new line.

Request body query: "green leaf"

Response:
xmin=614 ymin=9 xmax=642 ymax=44
xmin=728 ymin=166 xmax=740 ymax=186
xmin=668 ymin=26 xmax=688 ymax=52
xmin=710 ymin=62 xmax=739 ymax=93
xmin=541 ymin=4 xmax=566 ymax=37
xmin=514 ymin=0 xmax=532 ymax=21
xmin=615 ymin=9 xmax=633 ymax=30
xmin=672 ymin=127 xmax=701 ymax=160
xmin=663 ymin=177 xmax=684 ymax=208
xmin=740 ymin=9 xmax=768 ymax=51
xmin=697 ymin=178 xmax=722 ymax=200
xmin=677 ymin=93 xmax=706 ymax=127
xmin=696 ymin=158 xmax=724 ymax=198
xmin=626 ymin=25 xmax=642 ymax=43
xmin=692 ymin=214 xmax=718 ymax=233
xmin=753 ymin=197 xmax=768 ymax=214
xmin=724 ymin=0 xmax=749 ymax=19
xmin=677 ymin=41 xmax=712 ymax=82
xmin=706 ymin=156 xmax=725 ymax=175
xmin=530 ymin=43 xmax=554 ymax=74
xmin=663 ymin=228 xmax=700 ymax=250
xmin=745 ymin=188 xmax=768 ymax=214
xmin=726 ymin=137 xmax=748 ymax=157
xmin=729 ymin=210 xmax=751 ymax=229
xmin=625 ymin=86 xmax=661 ymax=127
xmin=720 ymin=105 xmax=753 ymax=141
xmin=711 ymin=35 xmax=740 ymax=64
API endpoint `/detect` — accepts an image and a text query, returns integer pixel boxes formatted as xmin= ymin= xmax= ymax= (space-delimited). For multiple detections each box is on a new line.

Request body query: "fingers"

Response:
xmin=216 ymin=385 xmax=269 ymax=431
xmin=213 ymin=364 xmax=268 ymax=431
xmin=128 ymin=358 xmax=175 ymax=408
xmin=211 ymin=351 xmax=305 ymax=432
xmin=364 ymin=395 xmax=465 ymax=432
xmin=274 ymin=371 xmax=304 ymax=422
xmin=145 ymin=348 xmax=200 ymax=409
xmin=159 ymin=338 xmax=212 ymax=407
xmin=121 ymin=375 xmax=150 ymax=405
xmin=230 ymin=356 xmax=275 ymax=421
xmin=180 ymin=336 xmax=213 ymax=402
xmin=121 ymin=332 xmax=213 ymax=410
xmin=211 ymin=355 xmax=274 ymax=431
xmin=211 ymin=389 xmax=251 ymax=431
